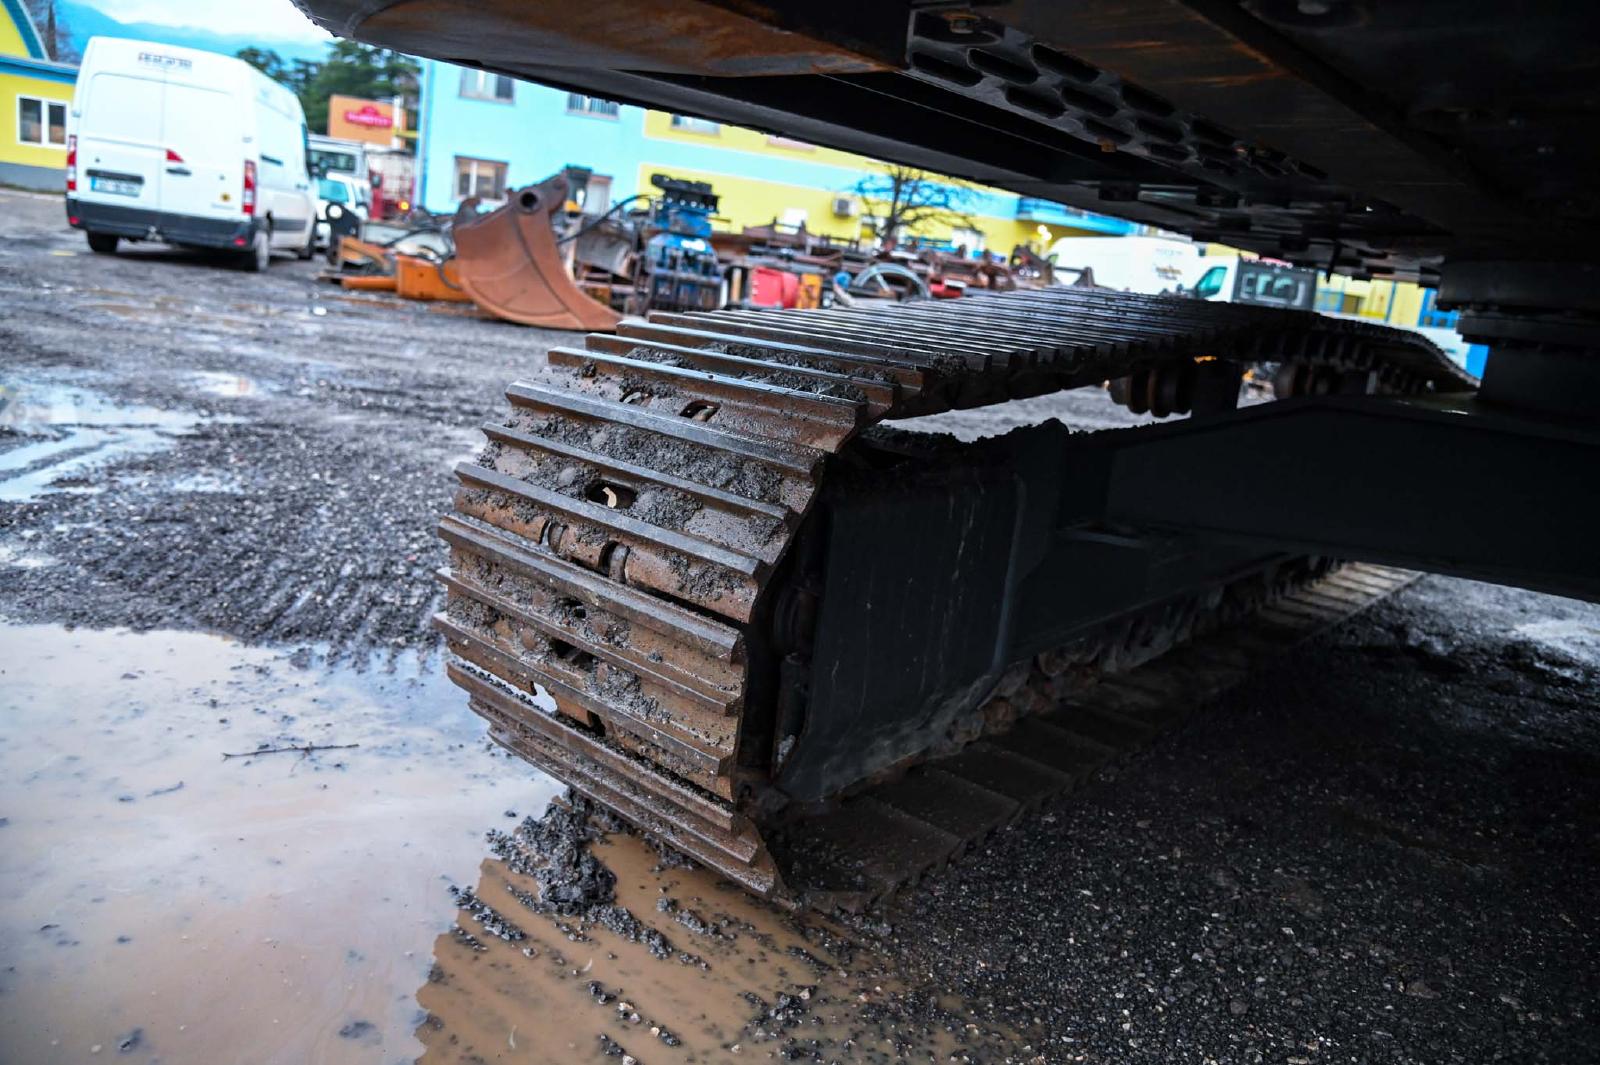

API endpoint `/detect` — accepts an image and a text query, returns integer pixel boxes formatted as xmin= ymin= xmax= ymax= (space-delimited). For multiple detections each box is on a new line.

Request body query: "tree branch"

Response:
xmin=222 ymin=743 xmax=360 ymax=760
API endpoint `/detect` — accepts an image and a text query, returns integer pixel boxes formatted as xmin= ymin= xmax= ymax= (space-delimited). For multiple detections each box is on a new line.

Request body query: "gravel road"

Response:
xmin=1 ymin=189 xmax=566 ymax=655
xmin=879 ymin=577 xmax=1600 ymax=1063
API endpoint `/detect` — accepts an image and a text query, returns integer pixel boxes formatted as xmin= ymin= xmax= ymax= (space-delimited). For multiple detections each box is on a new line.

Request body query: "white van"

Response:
xmin=1046 ymin=235 xmax=1200 ymax=295
xmin=65 ymin=37 xmax=316 ymax=271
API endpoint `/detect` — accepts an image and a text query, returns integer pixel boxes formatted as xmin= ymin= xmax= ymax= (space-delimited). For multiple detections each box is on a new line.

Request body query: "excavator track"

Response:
xmin=434 ymin=287 xmax=1471 ymax=905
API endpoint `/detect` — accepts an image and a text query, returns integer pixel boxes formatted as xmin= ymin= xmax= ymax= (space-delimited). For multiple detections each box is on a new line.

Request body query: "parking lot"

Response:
xmin=3 ymin=187 xmax=1599 ymax=1064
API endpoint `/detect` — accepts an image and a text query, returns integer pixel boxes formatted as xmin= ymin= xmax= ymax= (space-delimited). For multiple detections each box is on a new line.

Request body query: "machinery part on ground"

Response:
xmin=847 ymin=261 xmax=929 ymax=301
xmin=320 ymin=201 xmax=362 ymax=263
xmin=395 ymin=253 xmax=472 ymax=303
xmin=431 ymin=286 xmax=1479 ymax=902
xmin=926 ymin=249 xmax=1017 ymax=295
xmin=453 ymin=173 xmax=625 ymax=331
xmin=328 ymin=234 xmax=394 ymax=276
xmin=633 ymin=175 xmax=724 ymax=314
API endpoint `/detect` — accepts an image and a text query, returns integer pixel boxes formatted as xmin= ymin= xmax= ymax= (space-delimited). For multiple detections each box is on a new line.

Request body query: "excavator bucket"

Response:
xmin=451 ymin=173 xmax=624 ymax=332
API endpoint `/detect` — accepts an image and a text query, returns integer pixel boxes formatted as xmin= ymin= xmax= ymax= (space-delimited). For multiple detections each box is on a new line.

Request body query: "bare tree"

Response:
xmin=22 ymin=0 xmax=77 ymax=63
xmin=850 ymin=165 xmax=981 ymax=247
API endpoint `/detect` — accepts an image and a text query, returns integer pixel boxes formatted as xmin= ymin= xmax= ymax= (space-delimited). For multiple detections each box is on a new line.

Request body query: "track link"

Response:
xmin=434 ymin=288 xmax=1469 ymax=903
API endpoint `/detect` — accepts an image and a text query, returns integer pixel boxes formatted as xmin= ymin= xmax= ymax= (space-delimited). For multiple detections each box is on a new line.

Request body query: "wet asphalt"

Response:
xmin=3 ymin=188 xmax=1599 ymax=1063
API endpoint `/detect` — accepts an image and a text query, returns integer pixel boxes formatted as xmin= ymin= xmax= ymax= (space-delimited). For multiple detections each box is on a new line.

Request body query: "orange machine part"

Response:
xmin=340 ymin=274 xmax=398 ymax=292
xmin=395 ymin=254 xmax=473 ymax=302
xmin=451 ymin=174 xmax=625 ymax=331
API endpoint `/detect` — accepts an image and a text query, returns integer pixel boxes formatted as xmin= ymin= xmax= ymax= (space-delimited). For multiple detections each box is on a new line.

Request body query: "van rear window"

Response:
xmin=82 ymin=72 xmax=164 ymax=143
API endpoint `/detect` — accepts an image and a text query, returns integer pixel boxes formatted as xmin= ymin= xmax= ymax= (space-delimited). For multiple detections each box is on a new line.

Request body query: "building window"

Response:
xmin=18 ymin=96 xmax=67 ymax=147
xmin=459 ymin=69 xmax=514 ymax=102
xmin=670 ymin=114 xmax=720 ymax=135
xmin=454 ymin=156 xmax=508 ymax=201
xmin=566 ymin=94 xmax=619 ymax=118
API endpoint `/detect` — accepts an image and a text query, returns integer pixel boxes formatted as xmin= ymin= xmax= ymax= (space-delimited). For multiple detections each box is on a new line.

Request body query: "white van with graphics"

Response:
xmin=66 ymin=37 xmax=316 ymax=270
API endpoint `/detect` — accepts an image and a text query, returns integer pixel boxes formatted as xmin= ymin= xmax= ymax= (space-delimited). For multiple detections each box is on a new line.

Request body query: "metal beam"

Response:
xmin=1091 ymin=394 xmax=1600 ymax=602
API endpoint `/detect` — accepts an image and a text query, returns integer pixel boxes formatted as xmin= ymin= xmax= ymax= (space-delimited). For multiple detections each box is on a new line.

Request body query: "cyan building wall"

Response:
xmin=418 ymin=61 xmax=651 ymax=211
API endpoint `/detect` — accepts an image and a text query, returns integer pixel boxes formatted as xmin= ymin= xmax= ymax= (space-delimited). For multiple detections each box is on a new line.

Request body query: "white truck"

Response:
xmin=65 ymin=37 xmax=317 ymax=271
xmin=308 ymin=134 xmax=370 ymax=191
xmin=1189 ymin=256 xmax=1317 ymax=310
xmin=1048 ymin=235 xmax=1318 ymax=310
xmin=1046 ymin=235 xmax=1199 ymax=295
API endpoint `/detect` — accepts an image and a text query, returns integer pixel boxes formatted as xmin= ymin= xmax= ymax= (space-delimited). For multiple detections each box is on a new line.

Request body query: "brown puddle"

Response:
xmin=0 ymin=623 xmax=557 ymax=1064
xmin=415 ymin=821 xmax=1029 ymax=1064
xmin=0 ymin=624 xmax=1034 ymax=1064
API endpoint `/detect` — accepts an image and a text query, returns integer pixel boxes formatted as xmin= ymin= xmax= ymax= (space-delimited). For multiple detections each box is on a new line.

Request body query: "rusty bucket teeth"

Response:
xmin=437 ymin=288 xmax=1471 ymax=904
xmin=451 ymin=173 xmax=625 ymax=332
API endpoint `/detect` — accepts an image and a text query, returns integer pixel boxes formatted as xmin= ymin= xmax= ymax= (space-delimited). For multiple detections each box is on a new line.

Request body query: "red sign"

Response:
xmin=343 ymin=104 xmax=393 ymax=129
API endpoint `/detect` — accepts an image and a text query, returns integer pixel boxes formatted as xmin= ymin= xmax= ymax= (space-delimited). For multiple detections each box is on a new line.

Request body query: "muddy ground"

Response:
xmin=3 ymin=189 xmax=1599 ymax=1064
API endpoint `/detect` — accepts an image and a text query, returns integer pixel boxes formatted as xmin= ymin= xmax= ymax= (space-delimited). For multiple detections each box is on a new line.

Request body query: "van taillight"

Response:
xmin=66 ymin=135 xmax=76 ymax=192
xmin=242 ymin=160 xmax=257 ymax=216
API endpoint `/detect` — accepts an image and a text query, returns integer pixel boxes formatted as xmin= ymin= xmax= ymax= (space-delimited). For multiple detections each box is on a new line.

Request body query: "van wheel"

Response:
xmin=243 ymin=228 xmax=271 ymax=272
xmin=296 ymin=225 xmax=315 ymax=261
xmin=87 ymin=232 xmax=118 ymax=255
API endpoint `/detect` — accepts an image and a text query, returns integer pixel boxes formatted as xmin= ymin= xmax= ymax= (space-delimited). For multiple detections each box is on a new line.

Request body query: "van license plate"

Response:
xmin=91 ymin=177 xmax=141 ymax=196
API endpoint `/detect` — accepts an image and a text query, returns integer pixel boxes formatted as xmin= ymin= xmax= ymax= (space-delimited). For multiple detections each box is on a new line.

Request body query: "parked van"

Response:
xmin=65 ymin=37 xmax=316 ymax=270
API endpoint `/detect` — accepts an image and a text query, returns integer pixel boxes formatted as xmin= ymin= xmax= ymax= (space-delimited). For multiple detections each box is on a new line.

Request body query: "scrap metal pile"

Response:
xmin=323 ymin=168 xmax=1049 ymax=328
xmin=433 ymin=286 xmax=1472 ymax=905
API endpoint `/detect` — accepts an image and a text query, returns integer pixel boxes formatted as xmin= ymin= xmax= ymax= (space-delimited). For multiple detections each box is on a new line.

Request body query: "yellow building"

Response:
xmin=2 ymin=0 xmax=76 ymax=190
xmin=1313 ymin=272 xmax=1428 ymax=325
xmin=634 ymin=110 xmax=1130 ymax=252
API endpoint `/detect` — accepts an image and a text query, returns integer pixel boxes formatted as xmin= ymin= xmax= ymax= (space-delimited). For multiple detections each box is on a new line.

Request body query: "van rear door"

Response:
xmin=75 ymin=69 xmax=166 ymax=220
xmin=160 ymin=82 xmax=247 ymax=223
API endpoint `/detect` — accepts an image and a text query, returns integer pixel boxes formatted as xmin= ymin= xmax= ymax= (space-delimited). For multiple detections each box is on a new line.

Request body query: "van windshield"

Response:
xmin=318 ymin=178 xmax=351 ymax=204
xmin=81 ymin=72 xmax=163 ymax=143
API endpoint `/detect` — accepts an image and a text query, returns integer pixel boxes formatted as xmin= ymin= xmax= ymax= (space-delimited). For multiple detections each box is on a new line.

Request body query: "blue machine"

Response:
xmin=642 ymin=174 xmax=723 ymax=313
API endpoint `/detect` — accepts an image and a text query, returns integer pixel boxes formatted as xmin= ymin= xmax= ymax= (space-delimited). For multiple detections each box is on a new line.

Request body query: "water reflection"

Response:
xmin=0 ymin=623 xmax=556 ymax=1064
xmin=415 ymin=825 xmax=1020 ymax=1064
xmin=0 ymin=383 xmax=229 ymax=502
